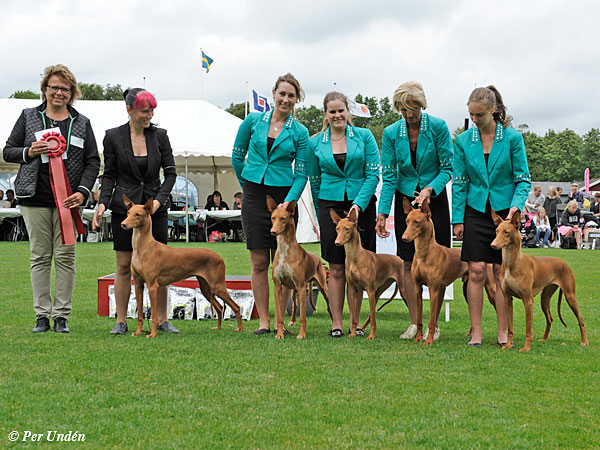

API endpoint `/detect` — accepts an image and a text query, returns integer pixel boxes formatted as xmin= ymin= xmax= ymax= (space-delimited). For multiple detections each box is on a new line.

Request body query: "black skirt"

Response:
xmin=394 ymin=189 xmax=451 ymax=262
xmin=318 ymin=196 xmax=377 ymax=264
xmin=241 ymin=180 xmax=297 ymax=250
xmin=112 ymin=210 xmax=168 ymax=252
xmin=461 ymin=204 xmax=509 ymax=264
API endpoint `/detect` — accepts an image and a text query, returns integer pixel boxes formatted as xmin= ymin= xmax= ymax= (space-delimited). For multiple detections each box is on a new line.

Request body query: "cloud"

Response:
xmin=0 ymin=0 xmax=599 ymax=134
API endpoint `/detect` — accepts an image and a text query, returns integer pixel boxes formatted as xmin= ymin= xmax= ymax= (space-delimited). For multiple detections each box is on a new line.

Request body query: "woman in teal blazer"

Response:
xmin=306 ymin=91 xmax=380 ymax=337
xmin=232 ymin=73 xmax=309 ymax=335
xmin=453 ymin=85 xmax=531 ymax=346
xmin=375 ymin=81 xmax=453 ymax=341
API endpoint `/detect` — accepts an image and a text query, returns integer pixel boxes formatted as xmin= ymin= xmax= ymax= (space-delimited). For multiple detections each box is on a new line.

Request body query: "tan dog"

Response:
xmin=121 ymin=195 xmax=243 ymax=338
xmin=330 ymin=208 xmax=405 ymax=340
xmin=401 ymin=198 xmax=497 ymax=344
xmin=267 ymin=195 xmax=330 ymax=340
xmin=491 ymin=209 xmax=588 ymax=351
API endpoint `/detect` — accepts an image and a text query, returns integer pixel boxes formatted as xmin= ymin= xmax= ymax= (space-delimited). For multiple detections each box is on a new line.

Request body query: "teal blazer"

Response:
xmin=378 ymin=113 xmax=453 ymax=216
xmin=452 ymin=123 xmax=531 ymax=224
xmin=232 ymin=111 xmax=308 ymax=202
xmin=307 ymin=125 xmax=380 ymax=213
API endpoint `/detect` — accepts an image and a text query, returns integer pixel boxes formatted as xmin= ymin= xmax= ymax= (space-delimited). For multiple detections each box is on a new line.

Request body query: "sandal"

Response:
xmin=329 ymin=329 xmax=343 ymax=338
xmin=349 ymin=328 xmax=365 ymax=337
xmin=253 ymin=328 xmax=271 ymax=335
xmin=274 ymin=328 xmax=292 ymax=336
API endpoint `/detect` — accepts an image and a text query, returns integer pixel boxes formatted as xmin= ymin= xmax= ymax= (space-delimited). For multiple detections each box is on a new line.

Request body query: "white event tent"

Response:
xmin=0 ymin=99 xmax=319 ymax=243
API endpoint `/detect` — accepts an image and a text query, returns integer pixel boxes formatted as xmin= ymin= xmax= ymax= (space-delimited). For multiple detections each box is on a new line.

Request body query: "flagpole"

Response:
xmin=245 ymin=81 xmax=248 ymax=118
xmin=199 ymin=47 xmax=204 ymax=101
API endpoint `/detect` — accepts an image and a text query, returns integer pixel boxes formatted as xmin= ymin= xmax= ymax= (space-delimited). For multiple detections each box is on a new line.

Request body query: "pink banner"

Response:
xmin=585 ymin=168 xmax=590 ymax=193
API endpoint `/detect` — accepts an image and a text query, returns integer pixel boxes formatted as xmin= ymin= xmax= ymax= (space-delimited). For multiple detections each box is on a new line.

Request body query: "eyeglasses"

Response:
xmin=47 ymin=85 xmax=71 ymax=94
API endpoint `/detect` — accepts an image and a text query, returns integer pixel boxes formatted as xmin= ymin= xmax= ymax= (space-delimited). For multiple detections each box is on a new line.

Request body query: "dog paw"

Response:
xmin=501 ymin=343 xmax=512 ymax=350
xmin=296 ymin=334 xmax=306 ymax=340
xmin=581 ymin=341 xmax=589 ymax=346
xmin=288 ymin=320 xmax=296 ymax=327
xmin=146 ymin=333 xmax=157 ymax=339
xmin=234 ymin=327 xmax=243 ymax=333
xmin=210 ymin=326 xmax=222 ymax=330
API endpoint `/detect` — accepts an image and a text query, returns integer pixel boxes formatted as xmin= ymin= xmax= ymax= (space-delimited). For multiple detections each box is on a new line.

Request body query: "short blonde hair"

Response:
xmin=392 ymin=81 xmax=427 ymax=113
xmin=40 ymin=64 xmax=81 ymax=104
xmin=567 ymin=200 xmax=578 ymax=211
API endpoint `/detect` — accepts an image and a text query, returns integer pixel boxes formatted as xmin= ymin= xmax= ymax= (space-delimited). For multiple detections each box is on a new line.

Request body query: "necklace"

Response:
xmin=49 ymin=117 xmax=58 ymax=128
xmin=331 ymin=133 xmax=346 ymax=141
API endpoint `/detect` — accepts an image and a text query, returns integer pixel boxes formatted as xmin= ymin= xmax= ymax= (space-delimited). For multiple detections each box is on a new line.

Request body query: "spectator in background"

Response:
xmin=231 ymin=192 xmax=244 ymax=242
xmin=6 ymin=189 xmax=17 ymax=208
xmin=0 ymin=190 xmax=7 ymax=240
xmin=559 ymin=200 xmax=582 ymax=249
xmin=0 ymin=189 xmax=4 ymax=200
xmin=233 ymin=192 xmax=243 ymax=210
xmin=567 ymin=183 xmax=584 ymax=207
xmin=524 ymin=185 xmax=544 ymax=215
xmin=534 ymin=206 xmax=551 ymax=248
xmin=205 ymin=190 xmax=231 ymax=237
xmin=556 ymin=186 xmax=564 ymax=204
xmin=543 ymin=186 xmax=560 ymax=242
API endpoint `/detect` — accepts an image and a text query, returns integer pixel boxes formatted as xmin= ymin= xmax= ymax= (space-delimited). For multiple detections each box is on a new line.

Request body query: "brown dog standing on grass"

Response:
xmin=267 ymin=195 xmax=330 ymax=340
xmin=330 ymin=208 xmax=405 ymax=340
xmin=401 ymin=198 xmax=497 ymax=345
xmin=491 ymin=209 xmax=588 ymax=352
xmin=121 ymin=195 xmax=243 ymax=338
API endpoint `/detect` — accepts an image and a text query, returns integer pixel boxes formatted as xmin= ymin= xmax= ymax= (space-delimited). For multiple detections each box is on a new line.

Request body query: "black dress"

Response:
xmin=460 ymin=153 xmax=507 ymax=265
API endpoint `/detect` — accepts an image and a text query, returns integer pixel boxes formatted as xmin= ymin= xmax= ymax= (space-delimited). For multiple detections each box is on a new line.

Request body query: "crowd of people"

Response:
xmin=2 ymin=64 xmax=598 ymax=341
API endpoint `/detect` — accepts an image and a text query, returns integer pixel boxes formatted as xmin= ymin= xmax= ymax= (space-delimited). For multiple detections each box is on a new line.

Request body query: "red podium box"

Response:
xmin=97 ymin=274 xmax=257 ymax=318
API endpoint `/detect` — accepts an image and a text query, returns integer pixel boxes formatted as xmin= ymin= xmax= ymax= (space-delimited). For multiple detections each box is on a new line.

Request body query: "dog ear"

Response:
xmin=330 ymin=208 xmax=341 ymax=224
xmin=123 ymin=194 xmax=134 ymax=210
xmin=287 ymin=200 xmax=296 ymax=215
xmin=144 ymin=198 xmax=154 ymax=214
xmin=511 ymin=209 xmax=521 ymax=229
xmin=348 ymin=208 xmax=358 ymax=223
xmin=421 ymin=198 xmax=431 ymax=217
xmin=491 ymin=209 xmax=503 ymax=226
xmin=402 ymin=197 xmax=413 ymax=215
xmin=265 ymin=195 xmax=277 ymax=213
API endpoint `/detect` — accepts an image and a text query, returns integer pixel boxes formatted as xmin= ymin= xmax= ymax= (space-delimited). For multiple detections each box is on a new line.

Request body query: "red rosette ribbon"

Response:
xmin=41 ymin=132 xmax=85 ymax=245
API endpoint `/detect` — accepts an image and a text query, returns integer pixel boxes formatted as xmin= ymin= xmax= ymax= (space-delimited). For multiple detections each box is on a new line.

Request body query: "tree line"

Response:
xmin=10 ymin=83 xmax=124 ymax=100
xmin=226 ymin=97 xmax=600 ymax=183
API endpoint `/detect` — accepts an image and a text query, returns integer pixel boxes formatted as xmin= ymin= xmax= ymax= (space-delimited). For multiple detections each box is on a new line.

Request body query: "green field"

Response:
xmin=1 ymin=241 xmax=599 ymax=449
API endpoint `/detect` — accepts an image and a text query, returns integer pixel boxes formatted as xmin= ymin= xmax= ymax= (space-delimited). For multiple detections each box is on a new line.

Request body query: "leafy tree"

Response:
xmin=295 ymin=105 xmax=323 ymax=137
xmin=522 ymin=130 xmax=546 ymax=180
xmin=225 ymin=102 xmax=246 ymax=120
xmin=582 ymin=128 xmax=600 ymax=180
xmin=542 ymin=129 xmax=583 ymax=182
xmin=104 ymin=84 xmax=123 ymax=101
xmin=10 ymin=90 xmax=39 ymax=99
xmin=79 ymin=83 xmax=105 ymax=100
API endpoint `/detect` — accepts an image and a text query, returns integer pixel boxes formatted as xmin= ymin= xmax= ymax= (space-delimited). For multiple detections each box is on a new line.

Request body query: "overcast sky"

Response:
xmin=1 ymin=0 xmax=598 ymax=135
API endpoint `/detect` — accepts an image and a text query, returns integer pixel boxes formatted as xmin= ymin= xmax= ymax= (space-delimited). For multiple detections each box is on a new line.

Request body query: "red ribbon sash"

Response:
xmin=41 ymin=132 xmax=85 ymax=245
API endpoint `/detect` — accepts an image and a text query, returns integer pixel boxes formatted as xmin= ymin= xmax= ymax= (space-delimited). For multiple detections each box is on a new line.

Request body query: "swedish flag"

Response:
xmin=201 ymin=50 xmax=213 ymax=73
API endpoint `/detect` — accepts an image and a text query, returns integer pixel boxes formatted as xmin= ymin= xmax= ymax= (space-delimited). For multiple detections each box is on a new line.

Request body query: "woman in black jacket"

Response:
xmin=93 ymin=88 xmax=178 ymax=335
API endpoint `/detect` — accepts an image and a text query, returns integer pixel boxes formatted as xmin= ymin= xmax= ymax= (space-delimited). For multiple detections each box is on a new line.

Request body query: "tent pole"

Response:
xmin=212 ymin=156 xmax=218 ymax=191
xmin=185 ymin=156 xmax=189 ymax=243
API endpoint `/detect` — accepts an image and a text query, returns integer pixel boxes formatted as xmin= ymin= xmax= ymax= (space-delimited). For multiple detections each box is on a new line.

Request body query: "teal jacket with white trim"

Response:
xmin=378 ymin=113 xmax=453 ymax=216
xmin=232 ymin=111 xmax=308 ymax=202
xmin=452 ymin=122 xmax=531 ymax=224
xmin=306 ymin=125 xmax=380 ymax=214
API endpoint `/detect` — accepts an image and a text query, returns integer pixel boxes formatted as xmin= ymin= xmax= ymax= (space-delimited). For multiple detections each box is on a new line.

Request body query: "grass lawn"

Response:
xmin=1 ymin=241 xmax=599 ymax=449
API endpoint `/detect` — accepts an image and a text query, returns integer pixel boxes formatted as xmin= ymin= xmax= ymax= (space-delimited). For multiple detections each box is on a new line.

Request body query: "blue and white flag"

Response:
xmin=251 ymin=89 xmax=271 ymax=113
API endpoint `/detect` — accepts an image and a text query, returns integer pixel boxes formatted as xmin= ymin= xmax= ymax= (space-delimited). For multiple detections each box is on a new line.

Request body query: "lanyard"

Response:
xmin=40 ymin=110 xmax=74 ymax=154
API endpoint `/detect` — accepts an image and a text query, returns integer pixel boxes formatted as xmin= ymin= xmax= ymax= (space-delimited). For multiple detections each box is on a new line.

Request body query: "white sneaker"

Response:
xmin=423 ymin=326 xmax=440 ymax=340
xmin=400 ymin=324 xmax=418 ymax=339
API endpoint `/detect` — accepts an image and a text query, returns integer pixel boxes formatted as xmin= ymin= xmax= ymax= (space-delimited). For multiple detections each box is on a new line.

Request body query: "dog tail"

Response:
xmin=377 ymin=283 xmax=399 ymax=312
xmin=557 ymin=289 xmax=568 ymax=328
